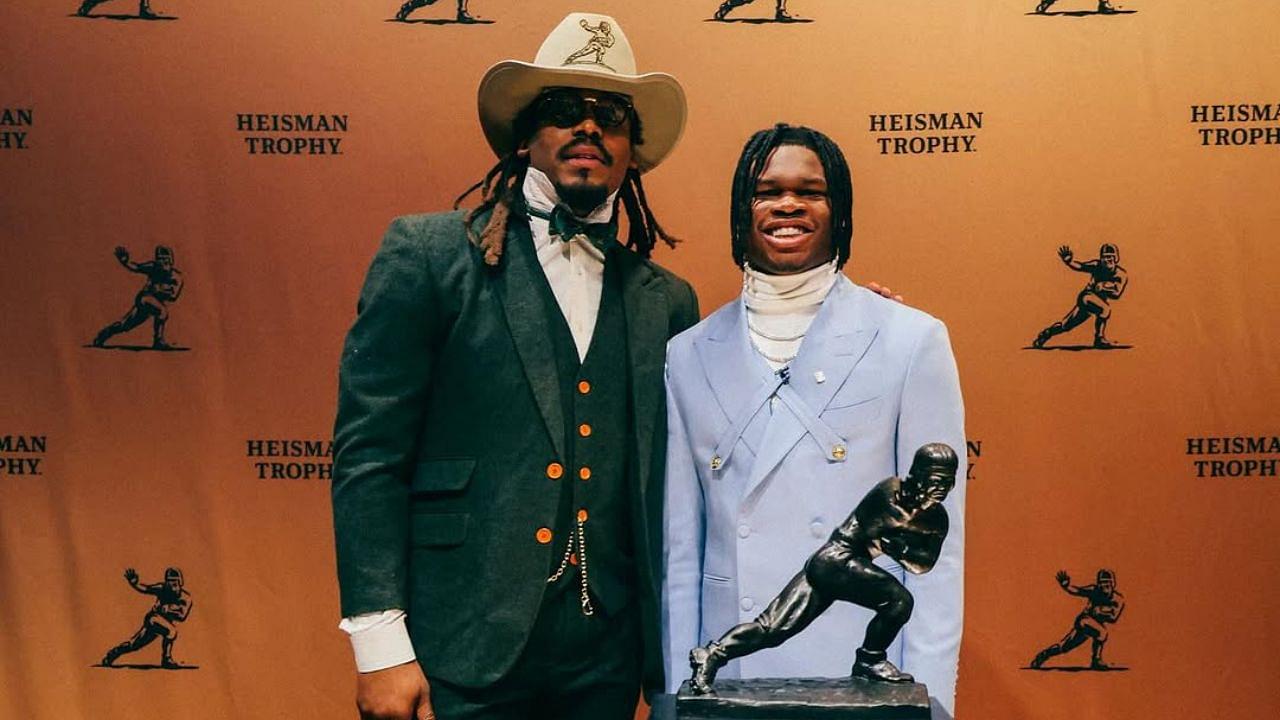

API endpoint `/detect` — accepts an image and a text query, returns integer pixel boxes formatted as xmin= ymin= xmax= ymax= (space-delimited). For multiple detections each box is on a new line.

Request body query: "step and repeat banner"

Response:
xmin=1 ymin=0 xmax=1277 ymax=718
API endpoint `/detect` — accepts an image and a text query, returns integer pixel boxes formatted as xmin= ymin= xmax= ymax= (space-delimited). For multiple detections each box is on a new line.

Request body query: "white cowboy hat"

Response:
xmin=477 ymin=12 xmax=687 ymax=172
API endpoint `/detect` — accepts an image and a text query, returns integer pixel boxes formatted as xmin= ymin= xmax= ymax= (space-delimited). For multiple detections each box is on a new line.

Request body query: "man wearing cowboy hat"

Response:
xmin=331 ymin=12 xmax=697 ymax=720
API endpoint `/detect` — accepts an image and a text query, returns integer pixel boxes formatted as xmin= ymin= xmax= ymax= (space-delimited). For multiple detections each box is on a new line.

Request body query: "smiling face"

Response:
xmin=745 ymin=144 xmax=834 ymax=275
xmin=521 ymin=88 xmax=636 ymax=215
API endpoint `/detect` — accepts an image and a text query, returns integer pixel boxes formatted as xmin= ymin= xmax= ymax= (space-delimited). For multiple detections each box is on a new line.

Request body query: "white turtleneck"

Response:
xmin=743 ymin=259 xmax=840 ymax=370
xmin=337 ymin=168 xmax=620 ymax=674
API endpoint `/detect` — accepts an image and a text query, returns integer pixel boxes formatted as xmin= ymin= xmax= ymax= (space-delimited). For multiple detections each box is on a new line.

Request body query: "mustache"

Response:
xmin=558 ymin=137 xmax=614 ymax=166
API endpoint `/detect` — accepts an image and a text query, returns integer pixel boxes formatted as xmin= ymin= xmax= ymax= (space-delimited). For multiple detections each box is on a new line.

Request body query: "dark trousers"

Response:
xmin=428 ymin=586 xmax=641 ymax=720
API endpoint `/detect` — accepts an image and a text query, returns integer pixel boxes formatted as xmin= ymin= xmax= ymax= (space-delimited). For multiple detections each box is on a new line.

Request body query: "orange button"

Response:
xmin=579 ymin=466 xmax=592 ymax=481
xmin=577 ymin=380 xmax=592 ymax=395
xmin=536 ymin=527 xmax=553 ymax=544
xmin=546 ymin=462 xmax=564 ymax=480
xmin=578 ymin=423 xmax=592 ymax=437
xmin=577 ymin=509 xmax=589 ymax=523
xmin=570 ymin=553 xmax=579 ymax=566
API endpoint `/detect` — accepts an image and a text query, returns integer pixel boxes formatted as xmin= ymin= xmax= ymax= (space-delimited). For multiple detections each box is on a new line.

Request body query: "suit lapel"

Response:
xmin=788 ymin=278 xmax=880 ymax=414
xmin=693 ymin=301 xmax=778 ymax=477
xmin=694 ymin=300 xmax=775 ymax=423
xmin=617 ymin=250 xmax=668 ymax=503
xmin=493 ymin=218 xmax=566 ymax=461
xmin=742 ymin=278 xmax=881 ymax=501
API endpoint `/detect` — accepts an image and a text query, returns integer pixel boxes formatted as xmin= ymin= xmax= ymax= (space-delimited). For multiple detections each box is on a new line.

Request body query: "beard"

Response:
xmin=555 ymin=178 xmax=610 ymax=216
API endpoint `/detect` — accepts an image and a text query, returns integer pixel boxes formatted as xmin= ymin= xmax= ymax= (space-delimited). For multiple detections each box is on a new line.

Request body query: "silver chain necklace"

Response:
xmin=749 ymin=335 xmax=798 ymax=365
xmin=747 ymin=317 xmax=806 ymax=342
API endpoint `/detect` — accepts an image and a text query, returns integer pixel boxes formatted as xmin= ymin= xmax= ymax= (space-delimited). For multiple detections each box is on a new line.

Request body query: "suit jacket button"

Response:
xmin=577 ymin=508 xmax=589 ymax=523
xmin=810 ymin=521 xmax=825 ymax=538
xmin=546 ymin=462 xmax=564 ymax=480
xmin=831 ymin=444 xmax=847 ymax=461
xmin=737 ymin=524 xmax=750 ymax=539
xmin=536 ymin=527 xmax=553 ymax=544
xmin=710 ymin=455 xmax=723 ymax=471
xmin=578 ymin=466 xmax=592 ymax=481
xmin=740 ymin=597 xmax=754 ymax=612
xmin=578 ymin=423 xmax=592 ymax=437
xmin=577 ymin=380 xmax=592 ymax=395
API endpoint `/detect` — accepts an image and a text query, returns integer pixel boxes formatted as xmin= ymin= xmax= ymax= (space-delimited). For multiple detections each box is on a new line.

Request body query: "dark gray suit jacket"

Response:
xmin=332 ymin=210 xmax=699 ymax=692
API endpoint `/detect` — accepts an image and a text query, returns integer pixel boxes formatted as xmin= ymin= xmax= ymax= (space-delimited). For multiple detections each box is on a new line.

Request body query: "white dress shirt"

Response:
xmin=340 ymin=168 xmax=618 ymax=672
xmin=523 ymin=166 xmax=616 ymax=361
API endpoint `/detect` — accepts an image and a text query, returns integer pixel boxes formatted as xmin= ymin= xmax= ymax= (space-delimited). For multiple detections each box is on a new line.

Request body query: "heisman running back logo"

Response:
xmin=712 ymin=0 xmax=810 ymax=22
xmin=393 ymin=0 xmax=486 ymax=24
xmin=562 ymin=19 xmax=616 ymax=71
xmin=1031 ymin=0 xmax=1136 ymax=16
xmin=98 ymin=567 xmax=196 ymax=670
xmin=74 ymin=0 xmax=177 ymax=20
xmin=1026 ymin=569 xmax=1127 ymax=672
xmin=89 ymin=245 xmax=187 ymax=352
xmin=1029 ymin=244 xmax=1130 ymax=351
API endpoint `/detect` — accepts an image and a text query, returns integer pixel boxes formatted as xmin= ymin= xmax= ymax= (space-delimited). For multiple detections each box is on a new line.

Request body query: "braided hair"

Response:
xmin=729 ymin=123 xmax=854 ymax=270
xmin=455 ymin=95 xmax=677 ymax=266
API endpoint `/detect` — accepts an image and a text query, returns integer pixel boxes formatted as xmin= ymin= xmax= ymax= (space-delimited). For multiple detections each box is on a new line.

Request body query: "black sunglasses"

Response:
xmin=533 ymin=90 xmax=633 ymax=130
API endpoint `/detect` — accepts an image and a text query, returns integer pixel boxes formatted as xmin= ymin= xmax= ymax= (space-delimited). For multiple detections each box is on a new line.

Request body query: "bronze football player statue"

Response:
xmin=687 ymin=443 xmax=958 ymax=695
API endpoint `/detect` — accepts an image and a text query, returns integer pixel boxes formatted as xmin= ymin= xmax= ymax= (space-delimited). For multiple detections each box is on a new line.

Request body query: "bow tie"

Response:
xmin=528 ymin=205 xmax=617 ymax=253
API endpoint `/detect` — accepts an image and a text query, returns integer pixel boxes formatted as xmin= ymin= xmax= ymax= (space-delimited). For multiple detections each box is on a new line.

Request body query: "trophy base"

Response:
xmin=676 ymin=676 xmax=931 ymax=719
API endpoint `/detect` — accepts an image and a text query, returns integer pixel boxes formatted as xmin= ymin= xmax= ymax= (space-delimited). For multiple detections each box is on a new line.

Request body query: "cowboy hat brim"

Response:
xmin=478 ymin=61 xmax=687 ymax=173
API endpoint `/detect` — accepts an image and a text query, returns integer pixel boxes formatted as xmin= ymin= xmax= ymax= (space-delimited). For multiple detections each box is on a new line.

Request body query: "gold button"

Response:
xmin=536 ymin=527 xmax=553 ymax=544
xmin=578 ymin=423 xmax=592 ymax=437
xmin=579 ymin=466 xmax=592 ymax=481
xmin=577 ymin=509 xmax=589 ymax=523
xmin=570 ymin=552 xmax=579 ymax=566
xmin=577 ymin=380 xmax=592 ymax=395
xmin=832 ymin=444 xmax=847 ymax=461
xmin=546 ymin=462 xmax=564 ymax=480
xmin=710 ymin=455 xmax=723 ymax=471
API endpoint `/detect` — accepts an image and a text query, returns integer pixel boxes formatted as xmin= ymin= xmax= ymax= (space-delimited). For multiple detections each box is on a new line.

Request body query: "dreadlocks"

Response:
xmin=455 ymin=94 xmax=677 ymax=266
xmin=729 ymin=123 xmax=854 ymax=270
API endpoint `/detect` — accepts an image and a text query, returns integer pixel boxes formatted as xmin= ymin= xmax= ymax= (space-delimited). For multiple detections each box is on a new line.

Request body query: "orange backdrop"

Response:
xmin=2 ymin=1 xmax=1278 ymax=718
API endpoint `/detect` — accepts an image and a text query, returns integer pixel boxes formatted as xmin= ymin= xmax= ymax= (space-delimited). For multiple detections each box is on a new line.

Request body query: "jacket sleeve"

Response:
xmin=331 ymin=216 xmax=441 ymax=617
xmin=661 ymin=350 xmax=705 ymax=694
xmin=897 ymin=319 xmax=966 ymax=717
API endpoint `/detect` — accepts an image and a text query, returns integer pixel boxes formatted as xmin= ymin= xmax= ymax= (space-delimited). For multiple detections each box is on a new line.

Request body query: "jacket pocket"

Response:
xmin=412 ymin=512 xmax=469 ymax=548
xmin=410 ymin=457 xmax=476 ymax=495
xmin=821 ymin=396 xmax=882 ymax=429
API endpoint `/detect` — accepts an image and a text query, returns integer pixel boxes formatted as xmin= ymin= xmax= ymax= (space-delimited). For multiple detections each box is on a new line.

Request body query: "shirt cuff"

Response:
xmin=338 ymin=609 xmax=416 ymax=673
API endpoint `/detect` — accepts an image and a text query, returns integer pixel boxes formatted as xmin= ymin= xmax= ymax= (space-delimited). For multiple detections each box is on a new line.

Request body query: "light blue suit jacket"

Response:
xmin=661 ymin=277 xmax=965 ymax=715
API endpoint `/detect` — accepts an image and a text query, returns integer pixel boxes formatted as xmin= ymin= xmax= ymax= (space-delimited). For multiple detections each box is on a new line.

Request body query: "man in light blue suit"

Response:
xmin=662 ymin=124 xmax=965 ymax=717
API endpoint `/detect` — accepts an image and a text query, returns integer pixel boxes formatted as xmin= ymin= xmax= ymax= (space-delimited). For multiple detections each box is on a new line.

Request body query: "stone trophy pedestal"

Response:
xmin=675 ymin=677 xmax=931 ymax=720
